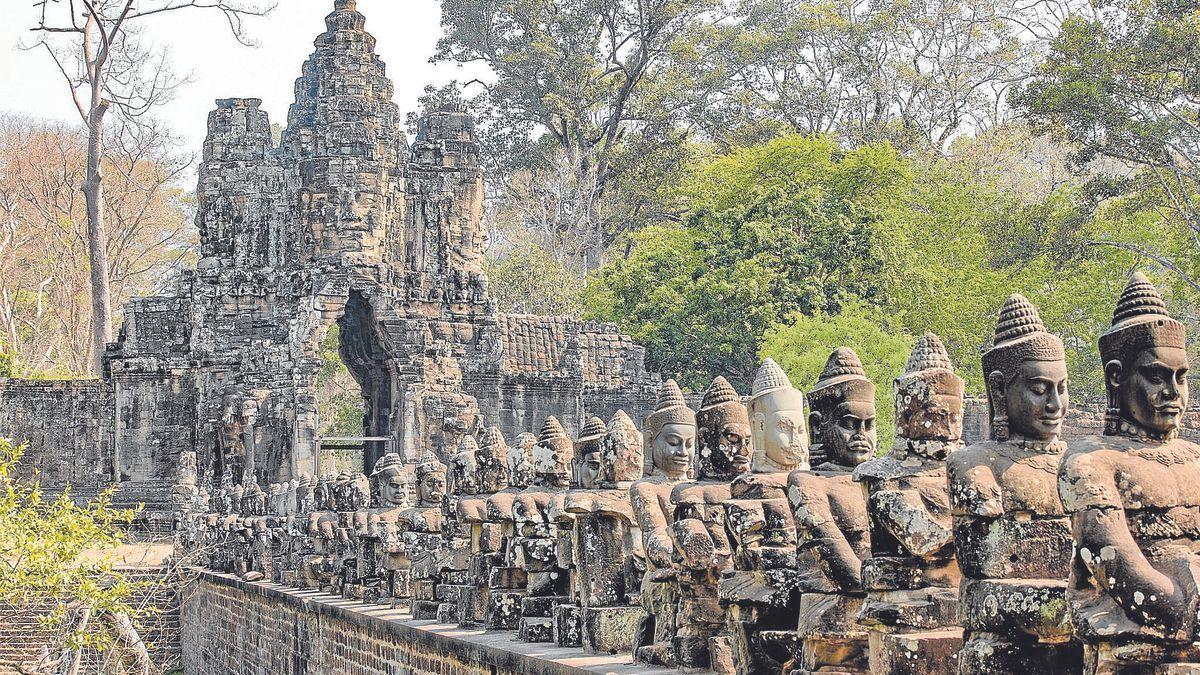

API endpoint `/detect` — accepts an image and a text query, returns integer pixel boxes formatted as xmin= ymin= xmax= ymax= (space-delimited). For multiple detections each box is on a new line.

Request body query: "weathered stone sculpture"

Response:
xmin=1059 ymin=273 xmax=1200 ymax=673
xmin=406 ymin=452 xmax=451 ymax=619
xmin=553 ymin=416 xmax=607 ymax=647
xmin=724 ymin=362 xmax=807 ymax=675
xmin=787 ymin=347 xmax=876 ymax=674
xmin=948 ymin=294 xmax=1079 ymax=673
xmin=561 ymin=412 xmax=645 ymax=654
xmin=513 ymin=416 xmax=573 ymax=642
xmin=855 ymin=332 xmax=965 ymax=674
xmin=668 ymin=377 xmax=739 ymax=672
xmin=454 ymin=427 xmax=509 ymax=626
xmin=631 ymin=379 xmax=696 ymax=667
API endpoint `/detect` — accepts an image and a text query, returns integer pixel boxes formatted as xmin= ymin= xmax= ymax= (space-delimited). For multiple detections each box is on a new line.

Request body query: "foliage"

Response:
xmin=0 ymin=115 xmax=194 ymax=377
xmin=586 ymin=132 xmax=1140 ymax=399
xmin=486 ymin=243 xmax=587 ymax=317
xmin=0 ymin=438 xmax=141 ymax=653
xmin=761 ymin=301 xmax=914 ymax=443
xmin=316 ymin=326 xmax=366 ymax=438
xmin=1014 ymin=0 xmax=1200 ymax=291
xmin=585 ymin=135 xmax=913 ymax=388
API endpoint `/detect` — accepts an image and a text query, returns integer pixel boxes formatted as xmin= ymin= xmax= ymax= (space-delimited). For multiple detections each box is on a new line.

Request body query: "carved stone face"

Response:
xmin=1002 ymin=360 xmax=1069 ymax=441
xmin=418 ymin=470 xmax=446 ymax=506
xmin=651 ymin=422 xmax=694 ymax=479
xmin=896 ymin=383 xmax=963 ymax=442
xmin=575 ymin=448 xmax=602 ymax=489
xmin=749 ymin=389 xmax=808 ymax=471
xmin=453 ymin=453 xmax=478 ymax=495
xmin=699 ymin=418 xmax=752 ymax=478
xmin=825 ymin=400 xmax=877 ymax=467
xmin=1112 ymin=346 xmax=1190 ymax=436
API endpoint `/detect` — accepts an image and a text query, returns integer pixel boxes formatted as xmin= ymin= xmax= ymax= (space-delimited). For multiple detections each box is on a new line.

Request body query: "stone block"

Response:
xmin=484 ymin=590 xmax=523 ymax=630
xmin=959 ymin=634 xmax=1081 ymax=675
xmin=552 ymin=603 xmax=581 ymax=648
xmin=959 ymin=578 xmax=1070 ymax=639
xmin=518 ymin=616 xmax=553 ymax=643
xmin=580 ymin=605 xmax=641 ymax=654
xmin=488 ymin=566 xmax=527 ymax=590
xmin=869 ymin=629 xmax=962 ymax=675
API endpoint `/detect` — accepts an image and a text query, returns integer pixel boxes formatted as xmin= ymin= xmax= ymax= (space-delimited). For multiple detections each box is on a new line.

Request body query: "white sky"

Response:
xmin=0 ymin=0 xmax=473 ymax=156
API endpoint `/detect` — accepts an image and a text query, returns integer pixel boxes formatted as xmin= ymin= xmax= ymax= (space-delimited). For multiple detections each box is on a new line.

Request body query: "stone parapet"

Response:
xmin=182 ymin=570 xmax=682 ymax=675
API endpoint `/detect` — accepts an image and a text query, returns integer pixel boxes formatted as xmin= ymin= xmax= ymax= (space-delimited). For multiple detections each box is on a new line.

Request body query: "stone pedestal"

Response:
xmin=580 ymin=605 xmax=641 ymax=654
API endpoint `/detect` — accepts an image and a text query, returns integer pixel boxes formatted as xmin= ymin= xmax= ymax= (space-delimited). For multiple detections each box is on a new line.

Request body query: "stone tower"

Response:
xmin=96 ymin=0 xmax=658 ymax=517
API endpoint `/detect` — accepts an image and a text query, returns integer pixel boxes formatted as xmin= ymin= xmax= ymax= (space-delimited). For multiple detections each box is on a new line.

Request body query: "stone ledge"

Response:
xmin=192 ymin=570 xmax=679 ymax=675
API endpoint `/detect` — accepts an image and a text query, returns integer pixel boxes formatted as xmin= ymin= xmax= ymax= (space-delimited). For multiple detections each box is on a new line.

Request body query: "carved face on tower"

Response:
xmin=983 ymin=294 xmax=1069 ymax=442
xmin=895 ymin=333 xmax=964 ymax=451
xmin=808 ymin=348 xmax=877 ymax=467
xmin=644 ymin=379 xmax=696 ymax=480
xmin=696 ymin=376 xmax=752 ymax=480
xmin=416 ymin=452 xmax=448 ymax=507
xmin=748 ymin=359 xmax=809 ymax=472
xmin=573 ymin=416 xmax=607 ymax=489
xmin=532 ymin=416 xmax=573 ymax=487
xmin=603 ymin=410 xmax=644 ymax=485
xmin=1100 ymin=273 xmax=1190 ymax=438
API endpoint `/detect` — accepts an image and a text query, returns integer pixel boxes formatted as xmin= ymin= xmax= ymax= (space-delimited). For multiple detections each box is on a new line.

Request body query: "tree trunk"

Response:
xmin=55 ymin=605 xmax=91 ymax=675
xmin=82 ymin=101 xmax=112 ymax=376
xmin=109 ymin=611 xmax=153 ymax=675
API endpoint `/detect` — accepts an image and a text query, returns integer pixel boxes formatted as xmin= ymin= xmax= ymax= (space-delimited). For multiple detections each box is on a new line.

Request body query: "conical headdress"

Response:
xmin=371 ymin=452 xmax=404 ymax=478
xmin=478 ymin=426 xmax=508 ymax=459
xmin=982 ymin=294 xmax=1065 ymax=377
xmin=700 ymin=376 xmax=740 ymax=411
xmin=457 ymin=435 xmax=480 ymax=455
xmin=810 ymin=347 xmax=875 ymax=409
xmin=1099 ymin=272 xmax=1185 ymax=363
xmin=416 ymin=451 xmax=446 ymax=480
xmin=750 ymin=358 xmax=793 ymax=402
xmin=897 ymin=332 xmax=963 ymax=397
xmin=578 ymin=416 xmax=607 ymax=443
xmin=539 ymin=416 xmax=570 ymax=445
xmin=645 ymin=379 xmax=696 ymax=439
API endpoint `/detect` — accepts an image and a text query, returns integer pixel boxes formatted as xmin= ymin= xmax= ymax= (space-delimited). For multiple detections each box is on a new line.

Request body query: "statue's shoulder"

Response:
xmin=947 ymin=441 xmax=1005 ymax=483
xmin=852 ymin=453 xmax=907 ymax=482
xmin=731 ymin=471 xmax=789 ymax=499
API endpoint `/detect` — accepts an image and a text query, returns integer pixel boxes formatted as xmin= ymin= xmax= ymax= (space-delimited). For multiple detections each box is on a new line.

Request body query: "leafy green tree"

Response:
xmin=486 ymin=243 xmax=587 ymax=317
xmin=316 ymin=326 xmax=366 ymax=438
xmin=0 ymin=438 xmax=154 ymax=672
xmin=585 ymin=135 xmax=910 ymax=388
xmin=761 ymin=300 xmax=914 ymax=444
xmin=1014 ymin=0 xmax=1200 ymax=290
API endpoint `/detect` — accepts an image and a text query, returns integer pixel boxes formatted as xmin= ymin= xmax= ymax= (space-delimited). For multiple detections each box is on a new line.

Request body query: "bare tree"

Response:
xmin=26 ymin=0 xmax=273 ymax=372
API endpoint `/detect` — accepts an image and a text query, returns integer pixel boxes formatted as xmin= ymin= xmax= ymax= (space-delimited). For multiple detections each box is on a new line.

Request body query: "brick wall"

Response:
xmin=181 ymin=572 xmax=665 ymax=675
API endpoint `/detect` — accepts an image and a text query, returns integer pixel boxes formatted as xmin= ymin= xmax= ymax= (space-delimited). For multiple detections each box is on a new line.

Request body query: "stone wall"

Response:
xmin=0 ymin=379 xmax=110 ymax=495
xmin=181 ymin=572 xmax=665 ymax=675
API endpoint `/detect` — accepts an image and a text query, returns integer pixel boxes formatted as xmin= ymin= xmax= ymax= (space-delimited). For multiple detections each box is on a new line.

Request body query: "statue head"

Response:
xmin=602 ymin=410 xmax=644 ymax=485
xmin=644 ymin=379 xmax=695 ymax=481
xmin=531 ymin=416 xmax=573 ymax=487
xmin=808 ymin=348 xmax=877 ymax=468
xmin=416 ymin=451 xmax=448 ymax=506
xmin=895 ymin=333 xmax=964 ymax=450
xmin=748 ymin=359 xmax=809 ymax=472
xmin=452 ymin=436 xmax=480 ymax=495
xmin=983 ymin=294 xmax=1069 ymax=443
xmin=507 ymin=432 xmax=537 ymax=488
xmin=573 ymin=416 xmax=607 ymax=489
xmin=476 ymin=426 xmax=510 ymax=493
xmin=1100 ymin=272 xmax=1189 ymax=438
xmin=696 ymin=376 xmax=752 ymax=480
xmin=370 ymin=453 xmax=413 ymax=507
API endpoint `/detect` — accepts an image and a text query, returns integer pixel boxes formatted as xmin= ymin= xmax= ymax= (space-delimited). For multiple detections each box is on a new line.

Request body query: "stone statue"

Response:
xmin=455 ymin=428 xmax=509 ymax=626
xmin=484 ymin=428 xmax=532 ymax=631
xmin=631 ymin=378 xmax=696 ymax=667
xmin=560 ymin=412 xmax=645 ymax=654
xmin=512 ymin=416 xmax=573 ymax=642
xmin=405 ymin=451 xmax=450 ymax=618
xmin=506 ymin=431 xmax=537 ymax=489
xmin=854 ymin=332 xmax=965 ymax=674
xmin=948 ymin=294 xmax=1079 ymax=673
xmin=724 ymin=362 xmax=805 ymax=675
xmin=748 ymin=357 xmax=809 ymax=474
xmin=553 ymin=415 xmax=609 ymax=646
xmin=696 ymin=376 xmax=753 ymax=479
xmin=787 ymin=347 xmax=876 ymax=674
xmin=1059 ymin=273 xmax=1200 ymax=673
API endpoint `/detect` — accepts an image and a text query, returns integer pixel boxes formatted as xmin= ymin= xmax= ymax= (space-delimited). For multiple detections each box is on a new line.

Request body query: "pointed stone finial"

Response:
xmin=905 ymin=333 xmax=953 ymax=374
xmin=751 ymin=358 xmax=793 ymax=401
xmin=700 ymin=376 xmax=740 ymax=411
xmin=992 ymin=293 xmax=1046 ymax=345
xmin=820 ymin=347 xmax=868 ymax=383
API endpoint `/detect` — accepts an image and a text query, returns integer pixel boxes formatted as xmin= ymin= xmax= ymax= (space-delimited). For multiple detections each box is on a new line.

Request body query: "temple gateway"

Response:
xmin=5 ymin=3 xmax=1200 ymax=675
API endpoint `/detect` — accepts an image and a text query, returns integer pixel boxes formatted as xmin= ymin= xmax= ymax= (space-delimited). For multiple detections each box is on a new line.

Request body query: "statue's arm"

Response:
xmin=868 ymin=488 xmax=954 ymax=558
xmin=796 ymin=489 xmax=862 ymax=590
xmin=632 ymin=484 xmax=673 ymax=569
xmin=1074 ymin=507 xmax=1189 ymax=635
